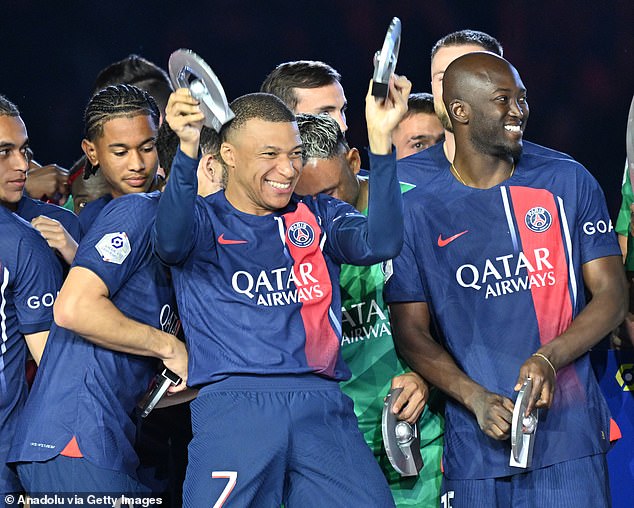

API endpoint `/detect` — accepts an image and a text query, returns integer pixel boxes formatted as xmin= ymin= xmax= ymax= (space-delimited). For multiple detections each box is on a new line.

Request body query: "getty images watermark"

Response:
xmin=4 ymin=493 xmax=163 ymax=507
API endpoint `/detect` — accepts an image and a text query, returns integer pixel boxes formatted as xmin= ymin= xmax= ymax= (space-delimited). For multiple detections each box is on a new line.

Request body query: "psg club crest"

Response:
xmin=525 ymin=207 xmax=552 ymax=233
xmin=287 ymin=222 xmax=315 ymax=248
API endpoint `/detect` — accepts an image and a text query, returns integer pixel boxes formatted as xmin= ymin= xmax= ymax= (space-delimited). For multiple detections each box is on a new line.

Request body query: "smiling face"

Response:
xmin=0 ymin=115 xmax=29 ymax=209
xmin=444 ymin=54 xmax=529 ymax=160
xmin=222 ymin=118 xmax=303 ymax=215
xmin=82 ymin=114 xmax=158 ymax=198
xmin=465 ymin=65 xmax=529 ymax=160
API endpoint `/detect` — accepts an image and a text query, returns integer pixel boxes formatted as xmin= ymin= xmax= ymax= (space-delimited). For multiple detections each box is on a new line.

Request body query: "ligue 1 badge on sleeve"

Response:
xmin=510 ymin=378 xmax=539 ymax=468
xmin=168 ymin=49 xmax=234 ymax=133
xmin=381 ymin=387 xmax=423 ymax=476
xmin=95 ymin=232 xmax=131 ymax=264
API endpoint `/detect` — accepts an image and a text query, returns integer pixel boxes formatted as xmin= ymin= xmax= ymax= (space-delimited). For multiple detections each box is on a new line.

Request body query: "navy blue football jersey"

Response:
xmin=155 ymin=149 xmax=403 ymax=388
xmin=78 ymin=194 xmax=113 ymax=236
xmin=8 ymin=192 xmax=179 ymax=478
xmin=0 ymin=207 xmax=62 ymax=493
xmin=397 ymin=140 xmax=572 ymax=187
xmin=385 ymin=152 xmax=619 ymax=479
xmin=17 ymin=195 xmax=81 ymax=242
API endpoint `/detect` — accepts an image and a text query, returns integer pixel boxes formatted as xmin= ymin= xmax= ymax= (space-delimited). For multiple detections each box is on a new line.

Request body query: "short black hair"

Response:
xmin=260 ymin=61 xmax=341 ymax=111
xmin=404 ymin=92 xmax=436 ymax=119
xmin=84 ymin=84 xmax=160 ymax=141
xmin=221 ymin=93 xmax=295 ymax=144
xmin=92 ymin=54 xmax=173 ymax=114
xmin=156 ymin=122 xmax=220 ymax=178
xmin=431 ymin=30 xmax=503 ymax=60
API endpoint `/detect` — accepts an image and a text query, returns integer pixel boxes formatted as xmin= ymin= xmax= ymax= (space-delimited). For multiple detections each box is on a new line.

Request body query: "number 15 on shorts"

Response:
xmin=212 ymin=471 xmax=237 ymax=508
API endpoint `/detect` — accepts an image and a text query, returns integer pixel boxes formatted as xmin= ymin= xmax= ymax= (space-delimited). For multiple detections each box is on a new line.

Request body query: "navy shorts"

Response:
xmin=16 ymin=455 xmax=150 ymax=504
xmin=183 ymin=374 xmax=395 ymax=507
xmin=441 ymin=453 xmax=610 ymax=508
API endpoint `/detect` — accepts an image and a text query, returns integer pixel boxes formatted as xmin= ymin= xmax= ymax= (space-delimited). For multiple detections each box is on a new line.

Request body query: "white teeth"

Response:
xmin=267 ymin=180 xmax=290 ymax=189
xmin=505 ymin=125 xmax=521 ymax=133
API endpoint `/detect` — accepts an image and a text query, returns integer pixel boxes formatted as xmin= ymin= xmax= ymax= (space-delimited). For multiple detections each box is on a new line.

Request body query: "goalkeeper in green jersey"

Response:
xmin=294 ymin=112 xmax=444 ymax=507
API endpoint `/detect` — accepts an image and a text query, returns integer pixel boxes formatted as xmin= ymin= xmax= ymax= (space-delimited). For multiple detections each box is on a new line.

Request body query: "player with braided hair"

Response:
xmin=78 ymin=84 xmax=160 ymax=235
xmin=8 ymin=85 xmax=186 ymax=499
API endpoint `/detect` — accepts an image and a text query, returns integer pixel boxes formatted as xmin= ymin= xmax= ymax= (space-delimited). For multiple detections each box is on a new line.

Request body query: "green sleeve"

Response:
xmin=615 ymin=161 xmax=632 ymax=237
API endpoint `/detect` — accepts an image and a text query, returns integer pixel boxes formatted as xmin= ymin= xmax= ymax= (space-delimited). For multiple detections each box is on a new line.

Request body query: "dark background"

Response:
xmin=2 ymin=0 xmax=632 ymax=216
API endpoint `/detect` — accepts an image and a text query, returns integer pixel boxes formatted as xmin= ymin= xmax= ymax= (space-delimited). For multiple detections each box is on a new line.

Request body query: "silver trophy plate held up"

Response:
xmin=168 ymin=49 xmax=234 ymax=133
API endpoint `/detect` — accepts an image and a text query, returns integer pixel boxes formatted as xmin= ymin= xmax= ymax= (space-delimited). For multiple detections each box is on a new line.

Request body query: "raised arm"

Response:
xmin=364 ymin=76 xmax=410 ymax=259
xmin=153 ymin=89 xmax=205 ymax=265
xmin=332 ymin=76 xmax=411 ymax=264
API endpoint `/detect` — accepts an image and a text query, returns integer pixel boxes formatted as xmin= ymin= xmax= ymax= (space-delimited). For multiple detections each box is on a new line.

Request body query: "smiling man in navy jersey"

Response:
xmin=386 ymin=52 xmax=626 ymax=508
xmin=154 ymin=76 xmax=410 ymax=507
xmin=0 ymin=206 xmax=62 ymax=501
xmin=397 ymin=30 xmax=572 ymax=188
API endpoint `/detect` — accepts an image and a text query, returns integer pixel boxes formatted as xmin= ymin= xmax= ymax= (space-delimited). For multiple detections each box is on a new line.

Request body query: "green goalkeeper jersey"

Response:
xmin=339 ymin=181 xmax=444 ymax=507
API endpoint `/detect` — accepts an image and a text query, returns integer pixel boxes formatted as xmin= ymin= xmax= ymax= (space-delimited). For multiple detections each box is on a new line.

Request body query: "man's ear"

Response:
xmin=449 ymin=100 xmax=469 ymax=126
xmin=81 ymin=139 xmax=98 ymax=166
xmin=198 ymin=154 xmax=215 ymax=183
xmin=345 ymin=147 xmax=362 ymax=176
xmin=220 ymin=142 xmax=235 ymax=168
xmin=199 ymin=154 xmax=225 ymax=185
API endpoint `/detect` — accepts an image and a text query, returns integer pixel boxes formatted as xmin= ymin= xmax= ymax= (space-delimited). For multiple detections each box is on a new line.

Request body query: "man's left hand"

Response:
xmin=389 ymin=372 xmax=428 ymax=423
xmin=515 ymin=353 xmax=556 ymax=415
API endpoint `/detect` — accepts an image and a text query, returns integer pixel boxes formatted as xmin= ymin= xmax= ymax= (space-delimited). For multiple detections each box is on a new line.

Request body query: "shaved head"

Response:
xmin=442 ymin=52 xmax=519 ymax=109
xmin=442 ymin=52 xmax=528 ymax=160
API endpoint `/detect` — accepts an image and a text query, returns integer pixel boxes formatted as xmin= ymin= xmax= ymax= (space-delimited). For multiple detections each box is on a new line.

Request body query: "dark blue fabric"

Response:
xmin=8 ymin=192 xmax=177 ymax=481
xmin=0 ymin=207 xmax=62 ymax=494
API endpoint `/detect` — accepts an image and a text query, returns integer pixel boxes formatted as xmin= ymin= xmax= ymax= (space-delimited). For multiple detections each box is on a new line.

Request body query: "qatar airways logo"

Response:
xmin=341 ymin=299 xmax=391 ymax=346
xmin=456 ymin=247 xmax=556 ymax=299
xmin=231 ymin=262 xmax=324 ymax=306
xmin=160 ymin=304 xmax=181 ymax=336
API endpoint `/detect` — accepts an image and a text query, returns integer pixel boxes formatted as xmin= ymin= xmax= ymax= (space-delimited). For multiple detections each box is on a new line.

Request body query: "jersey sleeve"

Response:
xmin=575 ymin=165 xmax=622 ymax=263
xmin=59 ymin=208 xmax=82 ymax=243
xmin=73 ymin=194 xmax=154 ymax=297
xmin=323 ymin=152 xmax=403 ymax=265
xmin=383 ymin=199 xmax=428 ymax=304
xmin=153 ymin=148 xmax=200 ymax=265
xmin=13 ymin=231 xmax=63 ymax=334
xmin=615 ymin=161 xmax=631 ymax=237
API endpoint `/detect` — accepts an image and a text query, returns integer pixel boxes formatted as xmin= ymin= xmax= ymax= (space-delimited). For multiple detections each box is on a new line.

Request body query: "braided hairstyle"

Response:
xmin=0 ymin=94 xmax=20 ymax=117
xmin=84 ymin=84 xmax=160 ymax=177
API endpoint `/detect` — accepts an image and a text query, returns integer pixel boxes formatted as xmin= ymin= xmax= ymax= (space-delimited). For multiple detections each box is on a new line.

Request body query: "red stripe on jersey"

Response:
xmin=510 ymin=187 xmax=573 ymax=344
xmin=283 ymin=203 xmax=339 ymax=376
